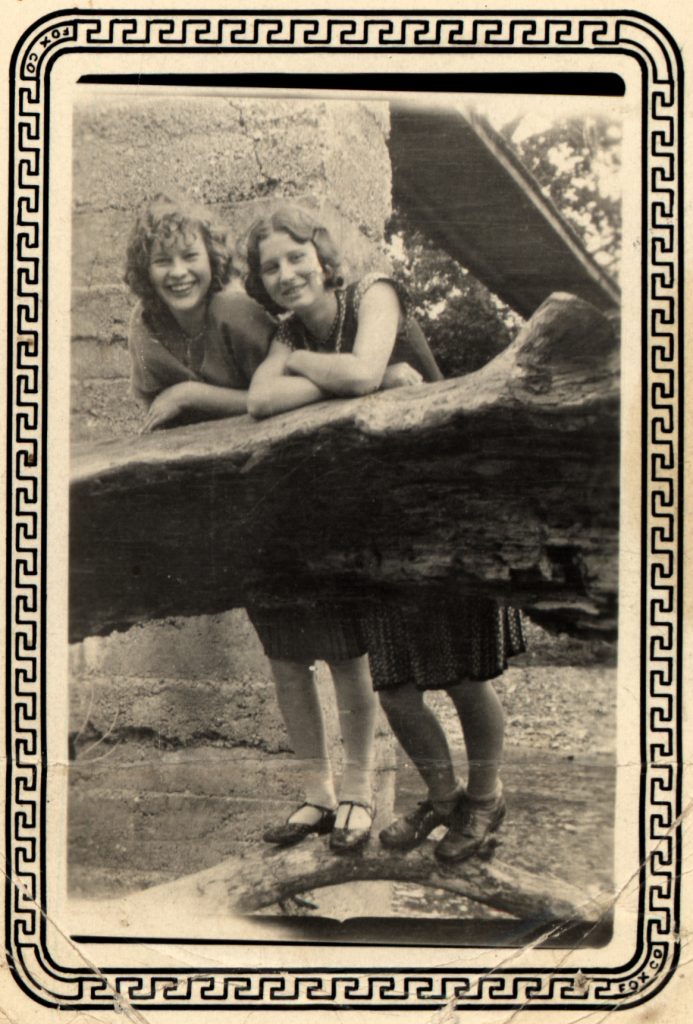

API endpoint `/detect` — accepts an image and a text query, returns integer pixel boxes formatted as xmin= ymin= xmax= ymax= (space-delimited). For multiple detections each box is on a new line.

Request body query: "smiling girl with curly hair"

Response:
xmin=125 ymin=194 xmax=274 ymax=431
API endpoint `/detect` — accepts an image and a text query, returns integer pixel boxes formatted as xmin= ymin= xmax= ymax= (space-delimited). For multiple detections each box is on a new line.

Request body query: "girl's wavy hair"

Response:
xmin=244 ymin=204 xmax=344 ymax=315
xmin=124 ymin=194 xmax=233 ymax=320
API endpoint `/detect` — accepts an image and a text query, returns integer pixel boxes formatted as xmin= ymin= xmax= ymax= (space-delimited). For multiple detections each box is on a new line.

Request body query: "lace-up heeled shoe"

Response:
xmin=379 ymin=800 xmax=452 ymax=851
xmin=435 ymin=790 xmax=506 ymax=864
xmin=263 ymin=803 xmax=336 ymax=847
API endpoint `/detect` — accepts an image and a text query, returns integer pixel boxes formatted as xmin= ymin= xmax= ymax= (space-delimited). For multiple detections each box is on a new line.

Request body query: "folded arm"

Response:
xmin=247 ymin=339 xmax=329 ymax=420
xmin=285 ymin=281 xmax=402 ymax=396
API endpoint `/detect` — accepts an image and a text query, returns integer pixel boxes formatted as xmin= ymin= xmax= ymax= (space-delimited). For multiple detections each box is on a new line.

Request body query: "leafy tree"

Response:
xmin=388 ymin=112 xmax=621 ymax=379
xmin=387 ymin=207 xmax=519 ymax=379
xmin=503 ymin=115 xmax=621 ymax=280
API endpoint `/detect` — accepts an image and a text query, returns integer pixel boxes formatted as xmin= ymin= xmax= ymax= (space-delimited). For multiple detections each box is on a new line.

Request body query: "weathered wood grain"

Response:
xmin=70 ymin=292 xmax=619 ymax=642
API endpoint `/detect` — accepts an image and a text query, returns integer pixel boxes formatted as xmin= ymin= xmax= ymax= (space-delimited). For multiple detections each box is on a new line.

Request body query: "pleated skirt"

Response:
xmin=247 ymin=594 xmax=525 ymax=689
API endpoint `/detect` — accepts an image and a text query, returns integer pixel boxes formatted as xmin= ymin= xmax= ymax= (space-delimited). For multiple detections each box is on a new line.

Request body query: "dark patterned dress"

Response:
xmin=247 ymin=274 xmax=525 ymax=681
xmin=365 ymin=595 xmax=525 ymax=692
xmin=247 ymin=273 xmax=437 ymax=664
xmin=269 ymin=274 xmax=443 ymax=382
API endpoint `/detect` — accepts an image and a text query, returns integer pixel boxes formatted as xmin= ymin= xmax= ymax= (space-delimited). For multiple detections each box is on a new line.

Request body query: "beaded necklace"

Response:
xmin=303 ymin=289 xmax=346 ymax=353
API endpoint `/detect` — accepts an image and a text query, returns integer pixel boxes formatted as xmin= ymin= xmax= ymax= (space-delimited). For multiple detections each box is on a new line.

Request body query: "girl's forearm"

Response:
xmin=287 ymin=350 xmax=384 ymax=396
xmin=176 ymin=381 xmax=249 ymax=418
xmin=247 ymin=375 xmax=329 ymax=419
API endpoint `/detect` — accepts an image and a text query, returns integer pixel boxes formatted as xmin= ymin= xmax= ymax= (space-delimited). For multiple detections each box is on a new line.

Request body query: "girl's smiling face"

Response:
xmin=258 ymin=231 xmax=327 ymax=313
xmin=148 ymin=231 xmax=212 ymax=319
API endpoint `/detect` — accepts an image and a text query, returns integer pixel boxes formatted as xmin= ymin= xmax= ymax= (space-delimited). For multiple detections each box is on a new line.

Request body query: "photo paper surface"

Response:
xmin=1 ymin=1 xmax=688 ymax=1020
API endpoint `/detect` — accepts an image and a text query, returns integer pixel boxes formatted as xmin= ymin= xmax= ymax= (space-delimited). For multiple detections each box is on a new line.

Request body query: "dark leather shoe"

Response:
xmin=263 ymin=803 xmax=336 ymax=847
xmin=379 ymin=800 xmax=451 ymax=851
xmin=329 ymin=801 xmax=373 ymax=853
xmin=435 ymin=791 xmax=506 ymax=864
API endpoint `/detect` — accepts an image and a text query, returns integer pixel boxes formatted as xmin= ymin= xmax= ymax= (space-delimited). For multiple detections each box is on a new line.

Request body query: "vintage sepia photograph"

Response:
xmin=67 ymin=85 xmax=622 ymax=948
xmin=3 ymin=2 xmax=686 ymax=1019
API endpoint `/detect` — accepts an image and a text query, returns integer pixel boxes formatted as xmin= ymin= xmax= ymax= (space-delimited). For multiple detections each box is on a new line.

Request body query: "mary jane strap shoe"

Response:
xmin=329 ymin=801 xmax=373 ymax=853
xmin=263 ymin=802 xmax=336 ymax=847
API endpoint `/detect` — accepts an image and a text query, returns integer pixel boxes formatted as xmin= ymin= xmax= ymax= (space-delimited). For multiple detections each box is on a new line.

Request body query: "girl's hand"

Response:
xmin=139 ymin=384 xmax=191 ymax=433
xmin=140 ymin=380 xmax=249 ymax=431
xmin=381 ymin=362 xmax=423 ymax=389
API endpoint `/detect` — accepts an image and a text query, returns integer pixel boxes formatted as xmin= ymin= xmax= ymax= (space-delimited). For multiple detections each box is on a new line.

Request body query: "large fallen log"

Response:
xmin=114 ymin=834 xmax=610 ymax=925
xmin=229 ymin=839 xmax=610 ymax=921
xmin=70 ymin=292 xmax=619 ymax=643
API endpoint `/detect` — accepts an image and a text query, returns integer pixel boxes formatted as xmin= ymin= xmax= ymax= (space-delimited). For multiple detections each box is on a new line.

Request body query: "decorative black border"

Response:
xmin=5 ymin=6 xmax=683 ymax=1012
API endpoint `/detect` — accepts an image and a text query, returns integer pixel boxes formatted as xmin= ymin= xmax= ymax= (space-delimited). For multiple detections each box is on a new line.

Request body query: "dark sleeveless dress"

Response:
xmin=246 ymin=275 xmax=525 ymax=685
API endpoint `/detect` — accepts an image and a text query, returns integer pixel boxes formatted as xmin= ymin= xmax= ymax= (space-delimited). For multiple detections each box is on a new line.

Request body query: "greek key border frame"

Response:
xmin=5 ymin=6 xmax=682 ymax=1013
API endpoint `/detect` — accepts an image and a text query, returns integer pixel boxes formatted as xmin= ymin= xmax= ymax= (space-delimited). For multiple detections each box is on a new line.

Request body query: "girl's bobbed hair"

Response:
xmin=124 ymin=194 xmax=233 ymax=320
xmin=244 ymin=204 xmax=344 ymax=315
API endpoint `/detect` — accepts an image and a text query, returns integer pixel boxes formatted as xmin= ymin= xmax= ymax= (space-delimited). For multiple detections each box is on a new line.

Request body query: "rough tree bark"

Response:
xmin=70 ymin=292 xmax=619 ymax=643
xmin=228 ymin=839 xmax=610 ymax=921
xmin=117 ymin=833 xmax=610 ymax=924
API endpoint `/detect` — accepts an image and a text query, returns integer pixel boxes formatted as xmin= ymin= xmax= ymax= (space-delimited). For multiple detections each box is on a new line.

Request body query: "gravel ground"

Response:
xmin=390 ymin=653 xmax=616 ymax=921
xmin=70 ymin=622 xmax=617 ymax=935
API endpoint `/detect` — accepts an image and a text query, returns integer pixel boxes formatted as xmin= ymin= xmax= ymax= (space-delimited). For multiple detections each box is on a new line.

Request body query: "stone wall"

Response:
xmin=71 ymin=94 xmax=392 ymax=443
xmin=70 ymin=93 xmax=393 ymax=752
xmin=69 ymin=610 xmax=288 ymax=751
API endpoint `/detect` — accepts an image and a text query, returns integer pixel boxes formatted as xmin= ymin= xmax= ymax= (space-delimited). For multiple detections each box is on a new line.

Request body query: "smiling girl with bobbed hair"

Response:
xmin=245 ymin=205 xmax=344 ymax=316
xmin=245 ymin=201 xmax=525 ymax=865
xmin=243 ymin=203 xmax=444 ymax=852
xmin=245 ymin=204 xmax=441 ymax=414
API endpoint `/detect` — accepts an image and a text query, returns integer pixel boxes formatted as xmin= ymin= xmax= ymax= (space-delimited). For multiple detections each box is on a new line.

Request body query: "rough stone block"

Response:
xmin=69 ymin=611 xmax=341 ymax=752
xmin=71 ymin=339 xmax=131 ymax=381
xmin=71 ymin=284 xmax=131 ymax=343
xmin=324 ymin=102 xmax=392 ymax=236
xmin=73 ymin=95 xmax=391 ymax=287
xmin=71 ymin=610 xmax=264 ymax=680
xmin=70 ymin=377 xmax=141 ymax=443
xmin=72 ymin=211 xmax=132 ymax=289
xmin=69 ymin=92 xmax=394 ymax=758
